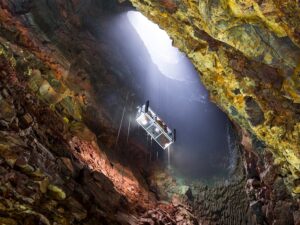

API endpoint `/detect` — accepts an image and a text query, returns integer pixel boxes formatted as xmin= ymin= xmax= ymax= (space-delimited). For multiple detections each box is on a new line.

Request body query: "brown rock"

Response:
xmin=294 ymin=210 xmax=300 ymax=225
xmin=61 ymin=157 xmax=74 ymax=175
xmin=260 ymin=165 xmax=277 ymax=187
xmin=159 ymin=0 xmax=178 ymax=13
xmin=273 ymin=201 xmax=294 ymax=225
xmin=245 ymin=96 xmax=265 ymax=126
xmin=20 ymin=113 xmax=33 ymax=128
xmin=0 ymin=217 xmax=17 ymax=225
xmin=2 ymin=88 xmax=10 ymax=98
xmin=0 ymin=100 xmax=15 ymax=122
xmin=67 ymin=197 xmax=87 ymax=221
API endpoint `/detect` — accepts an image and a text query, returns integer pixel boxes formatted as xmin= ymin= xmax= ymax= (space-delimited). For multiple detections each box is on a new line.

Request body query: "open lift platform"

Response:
xmin=136 ymin=101 xmax=176 ymax=149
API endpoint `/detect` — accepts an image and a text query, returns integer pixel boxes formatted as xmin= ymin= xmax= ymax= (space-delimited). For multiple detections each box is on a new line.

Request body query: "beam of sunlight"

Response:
xmin=107 ymin=11 xmax=236 ymax=180
xmin=127 ymin=11 xmax=196 ymax=82
xmin=127 ymin=11 xmax=181 ymax=64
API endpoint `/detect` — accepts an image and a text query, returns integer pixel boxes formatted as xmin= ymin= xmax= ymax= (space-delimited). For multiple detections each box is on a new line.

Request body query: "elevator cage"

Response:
xmin=136 ymin=101 xmax=176 ymax=149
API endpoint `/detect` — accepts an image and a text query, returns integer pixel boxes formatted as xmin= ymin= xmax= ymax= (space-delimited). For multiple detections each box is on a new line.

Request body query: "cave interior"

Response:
xmin=0 ymin=0 xmax=299 ymax=225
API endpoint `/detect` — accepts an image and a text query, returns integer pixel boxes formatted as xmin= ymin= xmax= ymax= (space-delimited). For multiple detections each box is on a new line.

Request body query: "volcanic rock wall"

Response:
xmin=1 ymin=0 xmax=300 ymax=224
xmin=0 ymin=1 xmax=160 ymax=224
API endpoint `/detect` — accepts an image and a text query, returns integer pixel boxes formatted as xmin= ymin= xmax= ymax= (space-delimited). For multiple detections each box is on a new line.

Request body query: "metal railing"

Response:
xmin=136 ymin=101 xmax=175 ymax=149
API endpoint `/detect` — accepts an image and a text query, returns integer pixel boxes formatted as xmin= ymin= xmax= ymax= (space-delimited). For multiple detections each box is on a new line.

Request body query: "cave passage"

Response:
xmin=103 ymin=11 xmax=236 ymax=181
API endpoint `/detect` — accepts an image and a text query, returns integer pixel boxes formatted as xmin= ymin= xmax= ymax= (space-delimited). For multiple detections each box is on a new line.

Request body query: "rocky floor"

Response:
xmin=148 ymin=142 xmax=255 ymax=225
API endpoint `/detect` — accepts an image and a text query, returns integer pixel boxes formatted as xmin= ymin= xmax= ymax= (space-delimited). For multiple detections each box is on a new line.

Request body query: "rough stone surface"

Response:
xmin=1 ymin=0 xmax=300 ymax=224
xmin=0 ymin=46 xmax=130 ymax=224
xmin=0 ymin=9 xmax=158 ymax=223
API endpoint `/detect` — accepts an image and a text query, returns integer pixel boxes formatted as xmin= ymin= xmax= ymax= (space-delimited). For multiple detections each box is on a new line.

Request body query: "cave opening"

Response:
xmin=104 ymin=10 xmax=238 ymax=182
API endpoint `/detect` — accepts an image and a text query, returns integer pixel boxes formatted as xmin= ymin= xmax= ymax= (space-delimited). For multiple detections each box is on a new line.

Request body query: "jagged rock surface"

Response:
xmin=1 ymin=0 xmax=300 ymax=224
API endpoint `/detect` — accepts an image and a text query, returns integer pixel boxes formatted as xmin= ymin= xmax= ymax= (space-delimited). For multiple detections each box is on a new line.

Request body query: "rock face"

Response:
xmin=242 ymin=129 xmax=300 ymax=225
xmin=0 ymin=2 xmax=158 ymax=223
xmin=130 ymin=0 xmax=300 ymax=198
xmin=0 ymin=38 xmax=147 ymax=224
xmin=1 ymin=0 xmax=300 ymax=224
